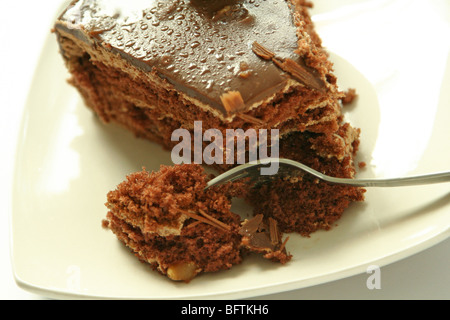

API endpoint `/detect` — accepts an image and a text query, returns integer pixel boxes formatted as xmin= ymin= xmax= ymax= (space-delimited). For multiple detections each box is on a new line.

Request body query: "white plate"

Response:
xmin=11 ymin=1 xmax=450 ymax=300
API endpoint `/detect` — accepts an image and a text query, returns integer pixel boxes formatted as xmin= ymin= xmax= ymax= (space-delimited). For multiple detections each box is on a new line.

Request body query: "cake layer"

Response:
xmin=55 ymin=34 xmax=352 ymax=166
xmin=55 ymin=26 xmax=343 ymax=140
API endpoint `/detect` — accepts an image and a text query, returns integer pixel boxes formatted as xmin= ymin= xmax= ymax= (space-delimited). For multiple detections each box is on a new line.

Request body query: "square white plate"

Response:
xmin=11 ymin=0 xmax=450 ymax=299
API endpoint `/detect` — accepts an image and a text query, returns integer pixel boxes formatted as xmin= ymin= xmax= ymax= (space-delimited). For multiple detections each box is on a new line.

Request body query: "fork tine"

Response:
xmin=205 ymin=167 xmax=249 ymax=190
xmin=205 ymin=161 xmax=266 ymax=189
xmin=224 ymin=171 xmax=250 ymax=183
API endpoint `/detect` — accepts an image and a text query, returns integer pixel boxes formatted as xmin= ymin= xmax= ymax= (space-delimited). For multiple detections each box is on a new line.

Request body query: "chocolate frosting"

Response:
xmin=56 ymin=0 xmax=312 ymax=117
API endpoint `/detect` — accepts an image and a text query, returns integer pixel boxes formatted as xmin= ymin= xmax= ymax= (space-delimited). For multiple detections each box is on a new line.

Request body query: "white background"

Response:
xmin=0 ymin=0 xmax=448 ymax=299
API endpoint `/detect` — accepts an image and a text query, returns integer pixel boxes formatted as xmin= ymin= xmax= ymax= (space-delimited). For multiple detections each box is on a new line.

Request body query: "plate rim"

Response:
xmin=11 ymin=231 xmax=450 ymax=300
xmin=9 ymin=0 xmax=450 ymax=300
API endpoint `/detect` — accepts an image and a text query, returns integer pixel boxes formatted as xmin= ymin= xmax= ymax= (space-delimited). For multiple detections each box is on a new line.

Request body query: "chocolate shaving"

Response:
xmin=252 ymin=42 xmax=275 ymax=60
xmin=239 ymin=215 xmax=291 ymax=263
xmin=236 ymin=113 xmax=265 ymax=126
xmin=250 ymin=232 xmax=274 ymax=250
xmin=198 ymin=208 xmax=231 ymax=232
xmin=268 ymin=218 xmax=279 ymax=246
xmin=252 ymin=41 xmax=325 ymax=92
xmin=220 ymin=91 xmax=246 ymax=115
xmin=179 ymin=208 xmax=231 ymax=232
xmin=239 ymin=214 xmax=264 ymax=237
xmin=279 ymin=236 xmax=289 ymax=252
xmin=185 ymin=220 xmax=202 ymax=229
xmin=240 ymin=214 xmax=276 ymax=250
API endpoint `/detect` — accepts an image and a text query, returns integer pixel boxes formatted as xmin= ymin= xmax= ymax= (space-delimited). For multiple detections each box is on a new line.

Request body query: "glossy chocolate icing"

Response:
xmin=56 ymin=0 xmax=317 ymax=117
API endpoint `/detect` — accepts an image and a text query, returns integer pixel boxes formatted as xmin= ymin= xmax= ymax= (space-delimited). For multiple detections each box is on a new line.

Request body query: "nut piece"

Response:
xmin=167 ymin=262 xmax=200 ymax=282
xmin=238 ymin=61 xmax=252 ymax=78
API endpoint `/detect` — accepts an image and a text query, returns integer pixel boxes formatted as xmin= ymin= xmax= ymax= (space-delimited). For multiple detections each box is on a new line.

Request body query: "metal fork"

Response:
xmin=205 ymin=158 xmax=450 ymax=189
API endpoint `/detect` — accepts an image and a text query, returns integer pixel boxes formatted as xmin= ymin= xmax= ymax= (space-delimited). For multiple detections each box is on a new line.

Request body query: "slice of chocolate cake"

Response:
xmin=104 ymin=164 xmax=291 ymax=282
xmin=54 ymin=0 xmax=338 ymax=137
xmin=54 ymin=0 xmax=365 ymax=236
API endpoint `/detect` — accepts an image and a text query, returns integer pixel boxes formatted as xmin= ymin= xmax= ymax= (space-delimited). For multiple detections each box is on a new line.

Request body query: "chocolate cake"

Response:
xmin=104 ymin=164 xmax=291 ymax=282
xmin=248 ymin=126 xmax=364 ymax=236
xmin=55 ymin=0 xmax=365 ymax=246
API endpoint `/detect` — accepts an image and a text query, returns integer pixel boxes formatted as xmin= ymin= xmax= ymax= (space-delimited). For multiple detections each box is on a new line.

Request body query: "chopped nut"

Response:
xmin=238 ymin=70 xmax=252 ymax=78
xmin=239 ymin=61 xmax=250 ymax=71
xmin=212 ymin=5 xmax=232 ymax=21
xmin=220 ymin=91 xmax=246 ymax=114
xmin=237 ymin=61 xmax=252 ymax=79
xmin=167 ymin=262 xmax=199 ymax=282
xmin=213 ymin=4 xmax=250 ymax=22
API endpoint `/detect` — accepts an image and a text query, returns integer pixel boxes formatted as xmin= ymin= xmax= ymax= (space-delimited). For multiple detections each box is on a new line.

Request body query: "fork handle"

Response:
xmin=280 ymin=158 xmax=450 ymax=188
xmin=326 ymin=171 xmax=450 ymax=187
